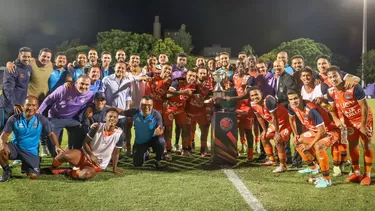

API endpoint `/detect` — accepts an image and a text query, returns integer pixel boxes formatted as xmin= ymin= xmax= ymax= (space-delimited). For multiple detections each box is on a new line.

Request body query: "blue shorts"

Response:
xmin=8 ymin=142 xmax=40 ymax=175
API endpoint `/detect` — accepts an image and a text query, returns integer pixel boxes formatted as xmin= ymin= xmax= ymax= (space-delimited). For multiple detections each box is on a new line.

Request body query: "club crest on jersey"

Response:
xmin=303 ymin=132 xmax=313 ymax=137
xmin=345 ymin=94 xmax=351 ymax=99
xmin=303 ymin=115 xmax=309 ymax=120
xmin=32 ymin=122 xmax=38 ymax=128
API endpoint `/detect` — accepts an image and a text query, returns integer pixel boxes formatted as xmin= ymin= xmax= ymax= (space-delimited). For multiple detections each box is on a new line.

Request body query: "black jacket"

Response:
xmin=276 ymin=71 xmax=298 ymax=108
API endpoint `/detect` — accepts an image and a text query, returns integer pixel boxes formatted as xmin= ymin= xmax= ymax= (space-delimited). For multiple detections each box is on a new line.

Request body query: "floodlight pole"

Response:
xmin=361 ymin=0 xmax=367 ymax=87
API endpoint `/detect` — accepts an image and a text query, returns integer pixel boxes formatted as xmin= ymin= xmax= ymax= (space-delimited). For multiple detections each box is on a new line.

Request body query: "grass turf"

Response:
xmin=0 ymin=100 xmax=375 ymax=210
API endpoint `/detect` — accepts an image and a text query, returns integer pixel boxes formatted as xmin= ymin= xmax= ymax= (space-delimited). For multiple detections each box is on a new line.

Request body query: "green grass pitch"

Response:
xmin=1 ymin=100 xmax=374 ymax=210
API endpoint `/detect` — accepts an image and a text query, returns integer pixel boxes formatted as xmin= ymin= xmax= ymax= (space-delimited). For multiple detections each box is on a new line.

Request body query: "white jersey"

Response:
xmin=83 ymin=123 xmax=123 ymax=170
xmin=301 ymin=84 xmax=323 ymax=102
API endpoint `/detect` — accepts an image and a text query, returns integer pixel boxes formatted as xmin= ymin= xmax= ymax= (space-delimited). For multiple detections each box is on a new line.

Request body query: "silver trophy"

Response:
xmin=212 ymin=71 xmax=226 ymax=99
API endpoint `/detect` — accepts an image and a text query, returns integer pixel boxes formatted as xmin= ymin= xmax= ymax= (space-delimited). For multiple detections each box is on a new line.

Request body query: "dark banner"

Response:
xmin=211 ymin=111 xmax=238 ymax=165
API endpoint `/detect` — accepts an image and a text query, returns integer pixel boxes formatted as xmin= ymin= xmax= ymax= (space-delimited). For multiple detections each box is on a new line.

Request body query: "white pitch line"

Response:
xmin=223 ymin=169 xmax=266 ymax=211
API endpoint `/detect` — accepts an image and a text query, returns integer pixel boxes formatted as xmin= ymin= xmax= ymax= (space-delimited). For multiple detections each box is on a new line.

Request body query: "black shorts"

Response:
xmin=8 ymin=142 xmax=40 ymax=175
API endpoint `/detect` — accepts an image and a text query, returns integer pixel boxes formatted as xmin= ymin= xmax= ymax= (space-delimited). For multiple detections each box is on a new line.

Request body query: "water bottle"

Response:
xmin=341 ymin=128 xmax=348 ymax=144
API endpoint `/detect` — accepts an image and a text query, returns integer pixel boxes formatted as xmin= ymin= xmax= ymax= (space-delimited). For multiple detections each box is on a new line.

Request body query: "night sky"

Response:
xmin=0 ymin=0 xmax=374 ymax=71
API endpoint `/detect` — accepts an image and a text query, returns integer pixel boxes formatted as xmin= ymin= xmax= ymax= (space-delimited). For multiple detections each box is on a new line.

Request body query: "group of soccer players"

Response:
xmin=0 ymin=47 xmax=372 ymax=188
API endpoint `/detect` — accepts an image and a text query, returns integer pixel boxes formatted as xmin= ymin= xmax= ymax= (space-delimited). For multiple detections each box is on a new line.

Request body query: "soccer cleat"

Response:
xmin=164 ymin=152 xmax=172 ymax=162
xmin=272 ymin=166 xmax=287 ymax=173
xmin=172 ymin=144 xmax=181 ymax=153
xmin=360 ymin=176 xmax=371 ymax=186
xmin=181 ymin=150 xmax=191 ymax=157
xmin=260 ymin=160 xmax=277 ymax=166
xmin=0 ymin=169 xmax=12 ymax=182
xmin=332 ymin=166 xmax=342 ymax=177
xmin=298 ymin=165 xmax=320 ymax=174
xmin=12 ymin=160 xmax=22 ymax=166
xmin=340 ymin=160 xmax=351 ymax=171
xmin=315 ymin=178 xmax=332 ymax=188
xmin=346 ymin=173 xmax=362 ymax=183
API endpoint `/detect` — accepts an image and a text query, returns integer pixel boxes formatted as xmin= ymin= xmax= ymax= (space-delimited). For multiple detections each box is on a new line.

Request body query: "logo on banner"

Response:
xmin=220 ymin=117 xmax=233 ymax=132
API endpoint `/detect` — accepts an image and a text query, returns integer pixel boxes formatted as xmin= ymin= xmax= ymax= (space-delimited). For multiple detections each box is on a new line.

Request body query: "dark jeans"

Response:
xmin=289 ymin=118 xmax=303 ymax=167
xmin=133 ymin=136 xmax=165 ymax=167
xmin=47 ymin=118 xmax=82 ymax=157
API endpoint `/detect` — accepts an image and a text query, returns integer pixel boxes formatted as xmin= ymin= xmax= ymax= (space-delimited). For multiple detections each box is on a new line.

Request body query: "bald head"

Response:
xmin=277 ymin=51 xmax=288 ymax=65
xmin=273 ymin=60 xmax=285 ymax=76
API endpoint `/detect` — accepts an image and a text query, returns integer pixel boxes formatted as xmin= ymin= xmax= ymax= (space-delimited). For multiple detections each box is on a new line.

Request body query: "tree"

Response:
xmin=241 ymin=44 xmax=255 ymax=56
xmin=357 ymin=50 xmax=375 ymax=85
xmin=96 ymin=29 xmax=184 ymax=66
xmin=96 ymin=29 xmax=156 ymax=66
xmin=174 ymin=24 xmax=193 ymax=55
xmin=152 ymin=38 xmax=184 ymax=65
xmin=258 ymin=38 xmax=332 ymax=68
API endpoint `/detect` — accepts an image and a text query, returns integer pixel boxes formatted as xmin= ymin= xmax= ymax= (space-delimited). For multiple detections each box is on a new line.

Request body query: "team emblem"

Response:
xmin=220 ymin=117 xmax=233 ymax=132
xmin=345 ymin=94 xmax=351 ymax=99
xmin=347 ymin=127 xmax=355 ymax=135
xmin=32 ymin=122 xmax=38 ymax=128
xmin=303 ymin=132 xmax=313 ymax=137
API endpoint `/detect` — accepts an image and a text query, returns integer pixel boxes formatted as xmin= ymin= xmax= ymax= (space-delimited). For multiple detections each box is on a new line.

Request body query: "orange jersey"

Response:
xmin=168 ymin=80 xmax=196 ymax=110
xmin=327 ymin=84 xmax=372 ymax=123
xmin=233 ymin=73 xmax=251 ymax=111
xmin=186 ymin=79 xmax=212 ymax=115
xmin=251 ymin=96 xmax=290 ymax=129
xmin=289 ymin=101 xmax=337 ymax=132
xmin=145 ymin=76 xmax=171 ymax=111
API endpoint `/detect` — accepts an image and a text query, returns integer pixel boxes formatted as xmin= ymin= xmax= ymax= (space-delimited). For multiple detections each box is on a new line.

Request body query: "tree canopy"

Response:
xmin=357 ymin=50 xmax=375 ymax=85
xmin=258 ymin=38 xmax=332 ymax=68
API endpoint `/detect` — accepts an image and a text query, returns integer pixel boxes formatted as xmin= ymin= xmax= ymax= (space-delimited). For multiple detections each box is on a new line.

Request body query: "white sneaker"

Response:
xmin=273 ymin=166 xmax=287 ymax=173
xmin=12 ymin=160 xmax=22 ymax=166
xmin=164 ymin=152 xmax=172 ymax=161
xmin=41 ymin=145 xmax=49 ymax=157
xmin=172 ymin=144 xmax=181 ymax=153
xmin=333 ymin=166 xmax=342 ymax=177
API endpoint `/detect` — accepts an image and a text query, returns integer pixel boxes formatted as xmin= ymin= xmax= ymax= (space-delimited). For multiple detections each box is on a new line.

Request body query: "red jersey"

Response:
xmin=289 ymin=101 xmax=337 ymax=132
xmin=251 ymin=96 xmax=290 ymax=129
xmin=145 ymin=75 xmax=171 ymax=111
xmin=327 ymin=83 xmax=372 ymax=122
xmin=167 ymin=79 xmax=196 ymax=110
xmin=186 ymin=79 xmax=212 ymax=115
xmin=233 ymin=73 xmax=251 ymax=111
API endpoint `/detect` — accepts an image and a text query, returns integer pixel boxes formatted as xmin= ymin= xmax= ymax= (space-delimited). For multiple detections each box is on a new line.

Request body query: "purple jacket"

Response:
xmin=253 ymin=72 xmax=276 ymax=97
xmin=171 ymin=65 xmax=187 ymax=80
xmin=39 ymin=85 xmax=94 ymax=119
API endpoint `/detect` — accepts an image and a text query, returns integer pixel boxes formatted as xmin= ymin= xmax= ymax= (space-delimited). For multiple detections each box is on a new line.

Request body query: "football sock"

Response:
xmin=364 ymin=148 xmax=373 ymax=176
xmin=331 ymin=144 xmax=341 ymax=166
xmin=318 ymin=150 xmax=330 ymax=181
xmin=349 ymin=146 xmax=360 ymax=172
xmin=52 ymin=158 xmax=63 ymax=169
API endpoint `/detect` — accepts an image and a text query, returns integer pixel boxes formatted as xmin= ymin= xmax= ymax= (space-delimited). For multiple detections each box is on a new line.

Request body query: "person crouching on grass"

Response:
xmin=50 ymin=109 xmax=123 ymax=180
xmin=0 ymin=96 xmax=64 ymax=182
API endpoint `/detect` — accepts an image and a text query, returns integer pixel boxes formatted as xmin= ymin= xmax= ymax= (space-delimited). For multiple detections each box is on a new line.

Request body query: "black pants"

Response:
xmin=133 ymin=136 xmax=165 ymax=167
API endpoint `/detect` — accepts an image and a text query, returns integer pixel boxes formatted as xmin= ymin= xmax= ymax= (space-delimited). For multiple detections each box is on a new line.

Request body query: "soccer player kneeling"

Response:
xmin=326 ymin=66 xmax=373 ymax=186
xmin=50 ymin=109 xmax=123 ymax=180
xmin=288 ymin=91 xmax=341 ymax=188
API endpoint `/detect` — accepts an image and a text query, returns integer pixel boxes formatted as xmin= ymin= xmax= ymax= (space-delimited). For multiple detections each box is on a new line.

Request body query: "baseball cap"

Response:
xmin=94 ymin=92 xmax=106 ymax=100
